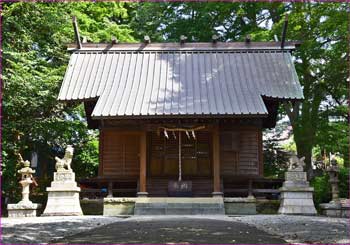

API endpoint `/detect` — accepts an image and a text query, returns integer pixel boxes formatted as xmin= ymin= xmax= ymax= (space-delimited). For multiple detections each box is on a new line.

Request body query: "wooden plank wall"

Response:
xmin=220 ymin=127 xmax=262 ymax=176
xmin=99 ymin=126 xmax=263 ymax=179
xmin=100 ymin=129 xmax=140 ymax=177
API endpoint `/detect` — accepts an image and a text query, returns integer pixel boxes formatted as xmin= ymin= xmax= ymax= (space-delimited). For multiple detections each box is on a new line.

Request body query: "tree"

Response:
xmin=132 ymin=2 xmax=348 ymax=171
xmin=2 ymin=2 xmax=136 ymax=201
xmin=281 ymin=3 xmax=348 ymax=170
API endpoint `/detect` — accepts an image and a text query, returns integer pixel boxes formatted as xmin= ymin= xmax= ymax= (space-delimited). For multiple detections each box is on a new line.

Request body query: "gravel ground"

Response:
xmin=231 ymin=215 xmax=350 ymax=244
xmin=1 ymin=215 xmax=349 ymax=244
xmin=1 ymin=215 xmax=121 ymax=244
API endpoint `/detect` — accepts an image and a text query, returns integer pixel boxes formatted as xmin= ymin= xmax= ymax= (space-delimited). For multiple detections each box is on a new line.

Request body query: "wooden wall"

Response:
xmin=99 ymin=125 xmax=263 ymax=179
xmin=99 ymin=129 xmax=140 ymax=177
xmin=220 ymin=126 xmax=262 ymax=177
xmin=148 ymin=131 xmax=211 ymax=177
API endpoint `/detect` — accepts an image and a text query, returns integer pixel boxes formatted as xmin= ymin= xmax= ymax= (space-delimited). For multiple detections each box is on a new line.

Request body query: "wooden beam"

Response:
xmin=281 ymin=14 xmax=288 ymax=49
xmin=212 ymin=125 xmax=222 ymax=196
xmin=72 ymin=16 xmax=82 ymax=49
xmin=138 ymin=130 xmax=148 ymax=197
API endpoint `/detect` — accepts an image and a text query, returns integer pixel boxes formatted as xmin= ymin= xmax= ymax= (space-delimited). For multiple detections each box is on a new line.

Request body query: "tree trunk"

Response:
xmin=295 ymin=137 xmax=313 ymax=175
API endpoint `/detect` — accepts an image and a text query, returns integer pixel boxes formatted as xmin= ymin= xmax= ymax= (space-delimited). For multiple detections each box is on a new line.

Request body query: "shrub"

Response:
xmin=310 ymin=174 xmax=331 ymax=209
xmin=311 ymin=167 xmax=349 ymax=209
xmin=338 ymin=167 xmax=349 ymax=198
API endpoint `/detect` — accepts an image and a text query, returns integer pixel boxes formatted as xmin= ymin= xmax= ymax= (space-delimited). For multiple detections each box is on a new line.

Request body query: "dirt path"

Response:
xmin=54 ymin=216 xmax=286 ymax=244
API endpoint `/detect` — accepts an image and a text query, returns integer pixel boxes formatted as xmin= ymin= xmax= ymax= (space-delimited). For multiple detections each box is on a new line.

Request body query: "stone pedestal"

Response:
xmin=42 ymin=170 xmax=83 ymax=216
xmin=7 ymin=201 xmax=42 ymax=217
xmin=278 ymin=170 xmax=317 ymax=215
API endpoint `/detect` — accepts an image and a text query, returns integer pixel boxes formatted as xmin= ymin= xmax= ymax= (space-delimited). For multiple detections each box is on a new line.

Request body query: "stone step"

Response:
xmin=134 ymin=197 xmax=225 ymax=215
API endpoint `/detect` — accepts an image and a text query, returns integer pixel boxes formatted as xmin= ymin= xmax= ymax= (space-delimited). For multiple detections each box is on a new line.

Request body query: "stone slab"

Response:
xmin=283 ymin=181 xmax=309 ymax=188
xmin=285 ymin=171 xmax=307 ymax=181
xmin=134 ymin=197 xmax=225 ymax=215
xmin=320 ymin=200 xmax=350 ymax=218
xmin=80 ymin=199 xmax=103 ymax=215
xmin=279 ymin=186 xmax=314 ymax=192
xmin=280 ymin=191 xmax=313 ymax=199
xmin=103 ymin=198 xmax=136 ymax=216
xmin=7 ymin=202 xmax=42 ymax=218
xmin=224 ymin=197 xmax=256 ymax=215
xmin=278 ymin=204 xmax=317 ymax=215
xmin=54 ymin=171 xmax=75 ymax=182
xmin=280 ymin=198 xmax=316 ymax=207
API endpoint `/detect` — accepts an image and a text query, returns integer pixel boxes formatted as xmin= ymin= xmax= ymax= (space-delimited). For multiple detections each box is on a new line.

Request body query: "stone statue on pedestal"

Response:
xmin=278 ymin=155 xmax=317 ymax=215
xmin=7 ymin=154 xmax=42 ymax=217
xmin=42 ymin=145 xmax=83 ymax=216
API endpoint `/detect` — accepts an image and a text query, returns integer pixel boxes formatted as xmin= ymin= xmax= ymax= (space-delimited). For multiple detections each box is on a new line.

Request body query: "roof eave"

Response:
xmin=57 ymin=97 xmax=99 ymax=103
xmin=91 ymin=113 xmax=269 ymax=120
xmin=262 ymin=95 xmax=304 ymax=101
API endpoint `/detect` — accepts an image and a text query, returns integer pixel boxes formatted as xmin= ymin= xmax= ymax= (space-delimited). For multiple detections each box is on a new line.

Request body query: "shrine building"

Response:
xmin=58 ymin=38 xmax=303 ymax=215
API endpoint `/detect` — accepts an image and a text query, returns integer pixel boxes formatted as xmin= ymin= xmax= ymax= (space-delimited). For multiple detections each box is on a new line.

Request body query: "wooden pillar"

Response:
xmin=107 ymin=181 xmax=113 ymax=198
xmin=248 ymin=179 xmax=253 ymax=198
xmin=98 ymin=128 xmax=104 ymax=176
xmin=212 ymin=125 xmax=223 ymax=197
xmin=137 ymin=130 xmax=148 ymax=197
xmin=258 ymin=128 xmax=264 ymax=176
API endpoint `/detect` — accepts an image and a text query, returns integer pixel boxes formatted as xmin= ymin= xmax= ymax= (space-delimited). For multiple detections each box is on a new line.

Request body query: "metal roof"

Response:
xmin=58 ymin=46 xmax=303 ymax=119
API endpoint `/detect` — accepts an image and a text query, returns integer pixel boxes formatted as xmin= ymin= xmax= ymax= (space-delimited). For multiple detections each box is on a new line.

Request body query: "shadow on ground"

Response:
xmin=1 ymin=217 xmax=117 ymax=244
xmin=53 ymin=217 xmax=286 ymax=244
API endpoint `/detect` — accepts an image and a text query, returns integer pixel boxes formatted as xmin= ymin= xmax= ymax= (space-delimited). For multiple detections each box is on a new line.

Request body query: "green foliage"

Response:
xmin=131 ymin=2 xmax=348 ymax=171
xmin=338 ymin=167 xmax=349 ymax=198
xmin=130 ymin=2 xmax=277 ymax=42
xmin=73 ymin=135 xmax=99 ymax=177
xmin=311 ymin=167 xmax=349 ymax=209
xmin=279 ymin=3 xmax=348 ymax=169
xmin=2 ymin=2 xmax=135 ymax=202
xmin=311 ymin=174 xmax=331 ymax=208
xmin=263 ymin=139 xmax=289 ymax=178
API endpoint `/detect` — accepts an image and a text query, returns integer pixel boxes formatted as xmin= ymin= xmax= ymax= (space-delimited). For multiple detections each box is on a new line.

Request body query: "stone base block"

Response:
xmin=137 ymin=192 xmax=149 ymax=197
xmin=134 ymin=197 xmax=225 ymax=215
xmin=212 ymin=192 xmax=224 ymax=197
xmin=285 ymin=171 xmax=307 ymax=181
xmin=278 ymin=190 xmax=317 ymax=215
xmin=80 ymin=199 xmax=103 ymax=215
xmin=281 ymin=191 xmax=313 ymax=199
xmin=320 ymin=200 xmax=350 ymax=218
xmin=224 ymin=197 xmax=256 ymax=215
xmin=103 ymin=198 xmax=136 ymax=216
xmin=42 ymin=190 xmax=83 ymax=216
xmin=278 ymin=204 xmax=317 ymax=215
xmin=7 ymin=202 xmax=41 ymax=218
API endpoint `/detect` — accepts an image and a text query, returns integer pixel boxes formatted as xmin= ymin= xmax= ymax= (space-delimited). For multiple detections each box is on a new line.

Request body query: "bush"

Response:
xmin=311 ymin=167 xmax=349 ymax=209
xmin=263 ymin=139 xmax=289 ymax=178
xmin=310 ymin=174 xmax=331 ymax=208
xmin=339 ymin=167 xmax=349 ymax=198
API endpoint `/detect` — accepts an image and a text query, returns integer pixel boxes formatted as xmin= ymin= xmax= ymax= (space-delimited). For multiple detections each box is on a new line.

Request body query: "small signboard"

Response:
xmin=168 ymin=180 xmax=192 ymax=197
